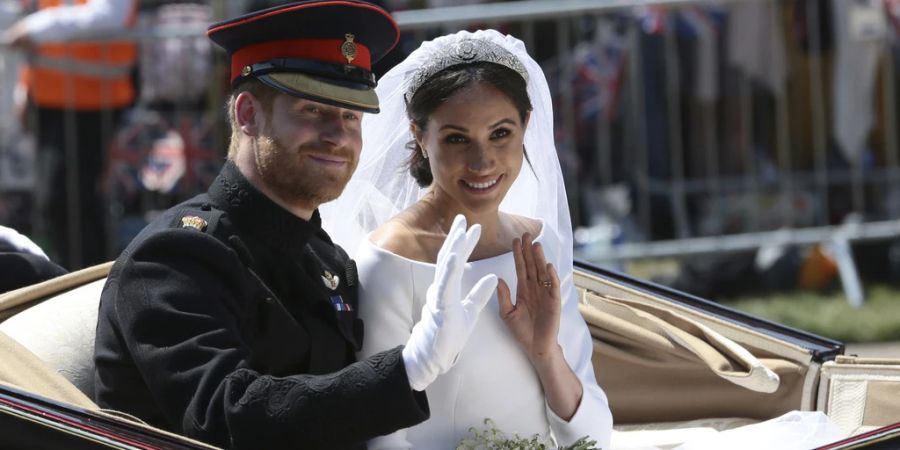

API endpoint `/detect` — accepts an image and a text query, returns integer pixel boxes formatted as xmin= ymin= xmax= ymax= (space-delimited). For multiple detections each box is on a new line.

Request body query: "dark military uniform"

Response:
xmin=0 ymin=253 xmax=67 ymax=294
xmin=94 ymin=162 xmax=428 ymax=449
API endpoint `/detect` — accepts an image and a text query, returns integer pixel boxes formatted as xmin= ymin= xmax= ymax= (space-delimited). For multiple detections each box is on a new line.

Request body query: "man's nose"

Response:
xmin=319 ymin=114 xmax=350 ymax=146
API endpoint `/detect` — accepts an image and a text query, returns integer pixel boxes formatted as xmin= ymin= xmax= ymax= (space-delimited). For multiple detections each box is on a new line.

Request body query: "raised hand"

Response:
xmin=402 ymin=215 xmax=498 ymax=391
xmin=497 ymin=233 xmax=562 ymax=364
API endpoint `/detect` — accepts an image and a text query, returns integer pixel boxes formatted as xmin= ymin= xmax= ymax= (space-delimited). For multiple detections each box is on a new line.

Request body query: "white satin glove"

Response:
xmin=402 ymin=215 xmax=498 ymax=391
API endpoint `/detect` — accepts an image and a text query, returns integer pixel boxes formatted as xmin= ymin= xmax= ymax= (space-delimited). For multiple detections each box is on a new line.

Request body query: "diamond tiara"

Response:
xmin=406 ymin=38 xmax=529 ymax=100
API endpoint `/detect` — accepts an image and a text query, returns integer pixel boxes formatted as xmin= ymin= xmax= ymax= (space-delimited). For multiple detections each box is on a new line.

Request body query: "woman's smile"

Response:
xmin=460 ymin=174 xmax=504 ymax=193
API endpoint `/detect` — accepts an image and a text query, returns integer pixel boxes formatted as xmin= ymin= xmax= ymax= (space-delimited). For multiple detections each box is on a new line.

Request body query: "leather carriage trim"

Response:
xmin=574 ymin=270 xmax=813 ymax=364
xmin=0 ymin=262 xmax=114 ymax=319
xmin=89 ymin=409 xmax=221 ymax=449
xmin=802 ymin=361 xmax=822 ymax=412
xmin=579 ymin=292 xmax=781 ymax=393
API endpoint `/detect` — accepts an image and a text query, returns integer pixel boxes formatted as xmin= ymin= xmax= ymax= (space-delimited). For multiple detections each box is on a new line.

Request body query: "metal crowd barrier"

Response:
xmin=1 ymin=0 xmax=897 ymax=304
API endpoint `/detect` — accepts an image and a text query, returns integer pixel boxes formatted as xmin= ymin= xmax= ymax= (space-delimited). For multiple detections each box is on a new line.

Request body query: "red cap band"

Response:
xmin=230 ymin=38 xmax=372 ymax=82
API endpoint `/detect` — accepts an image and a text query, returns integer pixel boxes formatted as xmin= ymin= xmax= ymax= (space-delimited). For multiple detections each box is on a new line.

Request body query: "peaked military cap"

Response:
xmin=207 ymin=0 xmax=399 ymax=113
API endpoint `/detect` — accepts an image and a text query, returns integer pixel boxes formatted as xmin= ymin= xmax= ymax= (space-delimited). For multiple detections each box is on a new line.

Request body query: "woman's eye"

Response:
xmin=491 ymin=128 xmax=511 ymax=139
xmin=445 ymin=134 xmax=467 ymax=144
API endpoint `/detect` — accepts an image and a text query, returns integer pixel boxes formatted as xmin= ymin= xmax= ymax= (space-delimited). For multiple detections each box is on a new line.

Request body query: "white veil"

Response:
xmin=321 ymin=29 xmax=573 ymax=276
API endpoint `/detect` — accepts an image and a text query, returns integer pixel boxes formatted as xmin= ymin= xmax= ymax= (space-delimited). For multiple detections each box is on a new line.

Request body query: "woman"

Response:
xmin=323 ymin=30 xmax=613 ymax=449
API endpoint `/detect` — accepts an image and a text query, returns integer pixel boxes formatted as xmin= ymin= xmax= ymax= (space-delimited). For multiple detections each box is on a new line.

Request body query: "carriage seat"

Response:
xmin=0 ymin=278 xmax=105 ymax=400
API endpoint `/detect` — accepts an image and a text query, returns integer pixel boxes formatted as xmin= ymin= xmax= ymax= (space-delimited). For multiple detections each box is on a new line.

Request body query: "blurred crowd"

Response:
xmin=3 ymin=0 xmax=900 ymax=302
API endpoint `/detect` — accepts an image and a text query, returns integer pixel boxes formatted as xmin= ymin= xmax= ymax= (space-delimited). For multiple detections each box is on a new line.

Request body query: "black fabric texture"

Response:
xmin=0 ymin=252 xmax=68 ymax=293
xmin=93 ymin=161 xmax=428 ymax=449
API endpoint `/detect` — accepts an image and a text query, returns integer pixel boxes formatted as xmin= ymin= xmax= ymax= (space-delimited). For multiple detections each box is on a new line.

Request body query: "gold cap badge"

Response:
xmin=241 ymin=65 xmax=252 ymax=77
xmin=181 ymin=216 xmax=208 ymax=231
xmin=341 ymin=33 xmax=357 ymax=64
xmin=322 ymin=270 xmax=340 ymax=291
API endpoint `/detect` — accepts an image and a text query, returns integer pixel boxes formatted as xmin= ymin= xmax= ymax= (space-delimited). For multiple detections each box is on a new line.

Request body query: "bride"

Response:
xmin=322 ymin=30 xmax=613 ymax=449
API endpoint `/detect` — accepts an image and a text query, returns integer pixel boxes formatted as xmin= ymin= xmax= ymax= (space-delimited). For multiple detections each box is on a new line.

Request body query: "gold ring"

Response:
xmin=541 ymin=280 xmax=552 ymax=288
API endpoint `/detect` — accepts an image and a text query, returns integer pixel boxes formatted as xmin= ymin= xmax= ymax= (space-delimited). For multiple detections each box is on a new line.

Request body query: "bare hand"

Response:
xmin=497 ymin=233 xmax=562 ymax=364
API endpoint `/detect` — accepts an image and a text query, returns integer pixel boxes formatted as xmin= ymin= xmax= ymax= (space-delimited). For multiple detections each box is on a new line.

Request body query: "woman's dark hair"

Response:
xmin=406 ymin=62 xmax=532 ymax=187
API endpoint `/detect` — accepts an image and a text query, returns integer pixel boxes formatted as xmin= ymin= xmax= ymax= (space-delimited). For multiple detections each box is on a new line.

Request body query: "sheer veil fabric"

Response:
xmin=320 ymin=29 xmax=573 ymax=283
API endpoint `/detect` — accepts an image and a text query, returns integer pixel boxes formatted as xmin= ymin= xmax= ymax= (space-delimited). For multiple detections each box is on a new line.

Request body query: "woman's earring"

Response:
xmin=421 ymin=148 xmax=429 ymax=159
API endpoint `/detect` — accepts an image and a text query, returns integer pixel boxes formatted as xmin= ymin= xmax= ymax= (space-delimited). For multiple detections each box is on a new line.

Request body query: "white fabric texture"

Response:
xmin=671 ymin=411 xmax=845 ymax=450
xmin=400 ymin=215 xmax=498 ymax=391
xmin=21 ymin=0 xmax=134 ymax=43
xmin=356 ymin=224 xmax=612 ymax=449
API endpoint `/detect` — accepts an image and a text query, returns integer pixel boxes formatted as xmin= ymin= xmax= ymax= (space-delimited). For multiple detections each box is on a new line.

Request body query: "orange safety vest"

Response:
xmin=20 ymin=0 xmax=138 ymax=110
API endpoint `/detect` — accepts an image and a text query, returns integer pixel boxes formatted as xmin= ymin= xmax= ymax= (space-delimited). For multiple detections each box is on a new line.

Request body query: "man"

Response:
xmin=3 ymin=0 xmax=138 ymax=269
xmin=0 ymin=224 xmax=67 ymax=293
xmin=93 ymin=2 xmax=498 ymax=449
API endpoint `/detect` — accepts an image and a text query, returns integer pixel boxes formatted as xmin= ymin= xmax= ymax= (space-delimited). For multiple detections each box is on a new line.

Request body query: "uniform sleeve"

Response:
xmin=355 ymin=241 xmax=419 ymax=450
xmin=105 ymin=230 xmax=427 ymax=449
xmin=21 ymin=0 xmax=136 ymax=43
xmin=541 ymin=230 xmax=614 ymax=449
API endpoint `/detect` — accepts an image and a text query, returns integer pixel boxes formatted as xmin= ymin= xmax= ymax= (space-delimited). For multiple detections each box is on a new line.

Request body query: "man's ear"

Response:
xmin=235 ymin=92 xmax=262 ymax=136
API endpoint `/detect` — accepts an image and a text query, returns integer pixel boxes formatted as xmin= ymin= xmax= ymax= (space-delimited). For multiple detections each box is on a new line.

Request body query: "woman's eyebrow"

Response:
xmin=489 ymin=118 xmax=516 ymax=128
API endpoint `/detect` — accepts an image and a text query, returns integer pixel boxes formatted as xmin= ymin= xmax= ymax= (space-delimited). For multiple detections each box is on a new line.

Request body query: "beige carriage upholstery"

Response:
xmin=0 ymin=263 xmax=112 ymax=400
xmin=0 ymin=329 xmax=219 ymax=450
xmin=0 ymin=330 xmax=97 ymax=410
xmin=575 ymin=269 xmax=819 ymax=426
xmin=817 ymin=356 xmax=900 ymax=437
xmin=0 ymin=262 xmax=826 ymax=449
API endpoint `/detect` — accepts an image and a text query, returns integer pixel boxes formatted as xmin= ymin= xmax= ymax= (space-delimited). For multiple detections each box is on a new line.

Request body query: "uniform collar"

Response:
xmin=208 ymin=160 xmax=323 ymax=255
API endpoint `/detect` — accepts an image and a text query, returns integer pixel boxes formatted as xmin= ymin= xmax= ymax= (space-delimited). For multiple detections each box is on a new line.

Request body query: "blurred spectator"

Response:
xmin=2 ymin=0 xmax=139 ymax=269
xmin=0 ymin=225 xmax=67 ymax=293
xmin=654 ymin=243 xmax=839 ymax=300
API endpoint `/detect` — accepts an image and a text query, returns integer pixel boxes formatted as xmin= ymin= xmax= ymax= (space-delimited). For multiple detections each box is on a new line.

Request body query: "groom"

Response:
xmin=93 ymin=2 xmax=497 ymax=449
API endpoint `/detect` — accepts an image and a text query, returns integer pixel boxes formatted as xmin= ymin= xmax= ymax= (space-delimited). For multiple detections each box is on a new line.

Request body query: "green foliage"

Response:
xmin=456 ymin=419 xmax=600 ymax=450
xmin=727 ymin=284 xmax=900 ymax=342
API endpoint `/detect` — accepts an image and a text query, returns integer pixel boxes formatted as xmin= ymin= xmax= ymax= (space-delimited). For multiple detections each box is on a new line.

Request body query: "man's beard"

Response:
xmin=253 ymin=134 xmax=354 ymax=211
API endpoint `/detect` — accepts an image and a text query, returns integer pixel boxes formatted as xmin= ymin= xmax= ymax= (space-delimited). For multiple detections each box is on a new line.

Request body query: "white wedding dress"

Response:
xmin=356 ymin=222 xmax=613 ymax=450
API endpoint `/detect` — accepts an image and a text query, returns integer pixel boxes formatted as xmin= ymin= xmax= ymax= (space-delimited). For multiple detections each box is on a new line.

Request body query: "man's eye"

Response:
xmin=343 ymin=112 xmax=360 ymax=121
xmin=304 ymin=106 xmax=320 ymax=114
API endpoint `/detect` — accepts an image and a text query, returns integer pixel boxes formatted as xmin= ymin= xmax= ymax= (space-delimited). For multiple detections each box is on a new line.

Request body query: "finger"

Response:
xmin=548 ymin=263 xmax=561 ymax=301
xmin=462 ymin=274 xmax=498 ymax=318
xmin=533 ymin=242 xmax=550 ymax=286
xmin=433 ymin=252 xmax=458 ymax=311
xmin=512 ymin=237 xmax=527 ymax=287
xmin=459 ymin=223 xmax=481 ymax=262
xmin=521 ymin=232 xmax=538 ymax=283
xmin=496 ymin=278 xmax=515 ymax=318
xmin=437 ymin=217 xmax=466 ymax=267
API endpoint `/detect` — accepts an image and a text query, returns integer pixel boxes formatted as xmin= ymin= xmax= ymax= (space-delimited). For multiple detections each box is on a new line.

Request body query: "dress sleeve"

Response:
xmin=100 ymin=230 xmax=427 ymax=449
xmin=355 ymin=241 xmax=420 ymax=450
xmin=540 ymin=230 xmax=614 ymax=449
